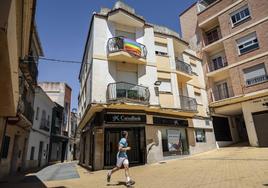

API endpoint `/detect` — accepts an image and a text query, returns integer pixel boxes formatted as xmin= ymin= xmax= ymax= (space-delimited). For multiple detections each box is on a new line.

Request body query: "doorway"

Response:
xmin=235 ymin=115 xmax=249 ymax=143
xmin=10 ymin=135 xmax=20 ymax=174
xmin=104 ymin=127 xmax=145 ymax=167
xmin=253 ymin=111 xmax=268 ymax=147
xmin=38 ymin=141 xmax=44 ymax=167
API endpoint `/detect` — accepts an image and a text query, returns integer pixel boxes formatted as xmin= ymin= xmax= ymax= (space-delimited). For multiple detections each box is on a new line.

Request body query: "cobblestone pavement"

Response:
xmin=1 ymin=146 xmax=268 ymax=188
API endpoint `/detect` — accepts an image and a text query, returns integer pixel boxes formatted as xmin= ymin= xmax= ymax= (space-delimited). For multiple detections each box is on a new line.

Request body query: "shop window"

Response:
xmin=30 ymin=147 xmax=35 ymax=160
xmin=1 ymin=136 xmax=10 ymax=159
xmin=195 ymin=129 xmax=206 ymax=143
xmin=161 ymin=128 xmax=189 ymax=155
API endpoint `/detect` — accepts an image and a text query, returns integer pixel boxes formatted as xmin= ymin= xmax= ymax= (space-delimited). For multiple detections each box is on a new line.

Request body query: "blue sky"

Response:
xmin=36 ymin=0 xmax=196 ymax=109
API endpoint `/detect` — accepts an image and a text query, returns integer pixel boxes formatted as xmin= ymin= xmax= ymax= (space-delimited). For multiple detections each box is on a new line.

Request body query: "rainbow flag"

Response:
xmin=123 ymin=38 xmax=141 ymax=57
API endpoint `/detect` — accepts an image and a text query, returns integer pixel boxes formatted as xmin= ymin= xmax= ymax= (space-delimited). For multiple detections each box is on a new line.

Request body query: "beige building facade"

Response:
xmin=0 ymin=0 xmax=43 ymax=178
xmin=180 ymin=0 xmax=268 ymax=147
xmin=78 ymin=1 xmax=216 ymax=171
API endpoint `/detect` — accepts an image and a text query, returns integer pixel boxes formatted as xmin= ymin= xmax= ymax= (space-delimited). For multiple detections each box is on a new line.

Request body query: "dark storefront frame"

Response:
xmin=104 ymin=126 xmax=146 ymax=168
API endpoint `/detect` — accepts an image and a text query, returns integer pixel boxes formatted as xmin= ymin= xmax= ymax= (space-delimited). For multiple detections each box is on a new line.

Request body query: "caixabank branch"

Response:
xmin=79 ymin=109 xmax=215 ymax=170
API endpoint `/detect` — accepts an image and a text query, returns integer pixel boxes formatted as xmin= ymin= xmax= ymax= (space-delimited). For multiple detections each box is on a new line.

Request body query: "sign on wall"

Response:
xmin=167 ymin=129 xmax=182 ymax=152
xmin=104 ymin=114 xmax=146 ymax=123
xmin=153 ymin=116 xmax=188 ymax=127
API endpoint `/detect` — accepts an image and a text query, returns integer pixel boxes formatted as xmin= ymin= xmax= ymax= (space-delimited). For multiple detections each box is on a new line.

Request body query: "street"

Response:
xmin=1 ymin=146 xmax=268 ymax=188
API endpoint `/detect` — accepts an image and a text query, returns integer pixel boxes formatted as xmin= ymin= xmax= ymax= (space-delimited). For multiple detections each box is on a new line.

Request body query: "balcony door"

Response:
xmin=117 ymin=71 xmax=137 ymax=85
xmin=215 ymin=82 xmax=229 ymax=100
xmin=116 ymin=30 xmax=136 ymax=40
xmin=116 ymin=71 xmax=138 ymax=100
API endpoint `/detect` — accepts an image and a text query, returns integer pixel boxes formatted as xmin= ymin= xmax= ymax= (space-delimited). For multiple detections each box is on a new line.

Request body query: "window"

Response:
xmin=231 ymin=6 xmax=250 ymax=26
xmin=195 ymin=129 xmax=206 ymax=143
xmin=205 ymin=27 xmax=221 ymax=44
xmin=191 ymin=63 xmax=198 ymax=75
xmin=47 ymin=115 xmax=50 ymax=127
xmin=35 ymin=107 xmax=39 ymax=120
xmin=30 ymin=147 xmax=35 ymax=160
xmin=161 ymin=128 xmax=188 ymax=155
xmin=116 ymin=30 xmax=136 ymax=40
xmin=210 ymin=56 xmax=227 ymax=71
xmin=215 ymin=82 xmax=230 ymax=100
xmin=195 ymin=92 xmax=202 ymax=105
xmin=155 ymin=42 xmax=168 ymax=56
xmin=244 ymin=63 xmax=268 ymax=86
xmin=1 ymin=136 xmax=10 ymax=159
xmin=237 ymin=32 xmax=259 ymax=55
xmin=159 ymin=80 xmax=172 ymax=93
xmin=205 ymin=120 xmax=210 ymax=126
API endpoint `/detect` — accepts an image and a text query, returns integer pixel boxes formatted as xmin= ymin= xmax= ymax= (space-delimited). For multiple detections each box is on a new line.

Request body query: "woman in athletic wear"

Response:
xmin=107 ymin=131 xmax=135 ymax=187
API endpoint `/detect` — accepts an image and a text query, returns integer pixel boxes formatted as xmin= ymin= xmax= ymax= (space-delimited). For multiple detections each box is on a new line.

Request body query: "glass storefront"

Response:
xmin=161 ymin=128 xmax=189 ymax=156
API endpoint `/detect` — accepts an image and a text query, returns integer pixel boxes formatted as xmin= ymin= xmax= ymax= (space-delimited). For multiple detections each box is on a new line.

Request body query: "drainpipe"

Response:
xmin=0 ymin=118 xmax=8 ymax=164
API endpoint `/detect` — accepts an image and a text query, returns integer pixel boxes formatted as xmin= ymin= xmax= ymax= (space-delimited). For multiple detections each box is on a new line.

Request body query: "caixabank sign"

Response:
xmin=104 ymin=114 xmax=146 ymax=124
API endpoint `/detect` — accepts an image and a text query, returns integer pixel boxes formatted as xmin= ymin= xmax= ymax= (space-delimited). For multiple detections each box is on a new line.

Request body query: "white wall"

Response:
xmin=87 ymin=15 xmax=160 ymax=106
xmin=25 ymin=88 xmax=54 ymax=169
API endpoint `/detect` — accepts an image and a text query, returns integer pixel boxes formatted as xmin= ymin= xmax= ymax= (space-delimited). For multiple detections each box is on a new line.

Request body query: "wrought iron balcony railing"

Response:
xmin=20 ymin=56 xmax=38 ymax=85
xmin=107 ymin=37 xmax=147 ymax=59
xmin=246 ymin=75 xmax=268 ymax=86
xmin=180 ymin=95 xmax=197 ymax=111
xmin=107 ymin=82 xmax=150 ymax=104
xmin=175 ymin=60 xmax=192 ymax=75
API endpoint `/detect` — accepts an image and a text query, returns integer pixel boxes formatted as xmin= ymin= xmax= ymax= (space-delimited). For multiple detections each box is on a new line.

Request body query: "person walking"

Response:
xmin=107 ymin=131 xmax=135 ymax=187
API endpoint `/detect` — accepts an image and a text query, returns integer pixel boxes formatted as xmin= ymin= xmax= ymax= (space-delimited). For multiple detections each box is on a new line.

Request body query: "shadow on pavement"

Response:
xmin=263 ymin=184 xmax=268 ymax=186
xmin=0 ymin=175 xmax=46 ymax=188
xmin=107 ymin=181 xmax=126 ymax=187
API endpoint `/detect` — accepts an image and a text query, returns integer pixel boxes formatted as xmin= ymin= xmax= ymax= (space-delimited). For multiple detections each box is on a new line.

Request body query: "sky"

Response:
xmin=36 ymin=0 xmax=196 ymax=109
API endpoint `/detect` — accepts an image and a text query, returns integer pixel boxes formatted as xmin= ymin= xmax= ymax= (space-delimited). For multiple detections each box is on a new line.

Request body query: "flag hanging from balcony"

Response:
xmin=123 ymin=38 xmax=141 ymax=57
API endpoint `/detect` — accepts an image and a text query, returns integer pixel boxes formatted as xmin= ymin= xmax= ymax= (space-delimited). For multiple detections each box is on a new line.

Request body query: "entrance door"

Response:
xmin=253 ymin=111 xmax=268 ymax=147
xmin=38 ymin=141 xmax=44 ymax=167
xmin=10 ymin=135 xmax=20 ymax=174
xmin=104 ymin=127 xmax=145 ymax=167
xmin=235 ymin=115 xmax=249 ymax=142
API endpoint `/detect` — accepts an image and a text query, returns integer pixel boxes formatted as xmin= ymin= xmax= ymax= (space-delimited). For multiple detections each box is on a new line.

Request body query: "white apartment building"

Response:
xmin=78 ymin=1 xmax=216 ymax=170
xmin=25 ymin=87 xmax=55 ymax=169
xmin=39 ymin=82 xmax=72 ymax=161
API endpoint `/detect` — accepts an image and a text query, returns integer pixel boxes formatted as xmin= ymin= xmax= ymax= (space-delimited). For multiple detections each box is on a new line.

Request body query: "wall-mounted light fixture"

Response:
xmin=154 ymin=81 xmax=162 ymax=86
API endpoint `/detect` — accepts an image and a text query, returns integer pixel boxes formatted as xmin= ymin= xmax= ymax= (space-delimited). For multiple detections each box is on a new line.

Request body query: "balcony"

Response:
xmin=20 ymin=56 xmax=38 ymax=85
xmin=208 ymin=56 xmax=228 ymax=72
xmin=107 ymin=37 xmax=147 ymax=64
xmin=246 ymin=75 xmax=268 ymax=86
xmin=211 ymin=85 xmax=234 ymax=101
xmin=175 ymin=60 xmax=193 ymax=82
xmin=204 ymin=26 xmax=222 ymax=46
xmin=107 ymin=82 xmax=150 ymax=104
xmin=18 ymin=98 xmax=34 ymax=123
xmin=179 ymin=95 xmax=197 ymax=111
